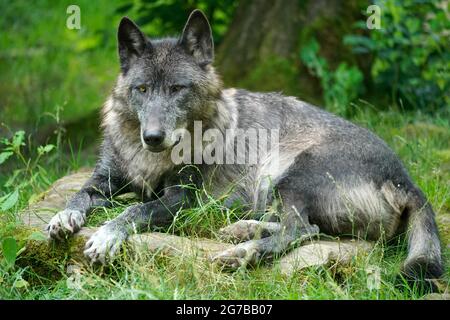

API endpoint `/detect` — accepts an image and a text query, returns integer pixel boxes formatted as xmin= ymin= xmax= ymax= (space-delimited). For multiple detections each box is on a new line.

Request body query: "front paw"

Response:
xmin=83 ymin=224 xmax=127 ymax=265
xmin=212 ymin=241 xmax=260 ymax=270
xmin=46 ymin=209 xmax=85 ymax=240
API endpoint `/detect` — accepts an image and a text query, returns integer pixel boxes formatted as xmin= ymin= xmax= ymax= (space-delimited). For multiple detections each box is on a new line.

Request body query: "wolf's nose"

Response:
xmin=143 ymin=130 xmax=165 ymax=147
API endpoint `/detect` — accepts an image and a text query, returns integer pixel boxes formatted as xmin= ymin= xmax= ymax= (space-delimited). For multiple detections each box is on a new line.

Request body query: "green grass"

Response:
xmin=0 ymin=0 xmax=126 ymax=131
xmin=0 ymin=103 xmax=449 ymax=300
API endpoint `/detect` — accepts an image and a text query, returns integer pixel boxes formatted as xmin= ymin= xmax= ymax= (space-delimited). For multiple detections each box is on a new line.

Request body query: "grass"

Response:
xmin=0 ymin=0 xmax=125 ymax=131
xmin=0 ymin=102 xmax=449 ymax=300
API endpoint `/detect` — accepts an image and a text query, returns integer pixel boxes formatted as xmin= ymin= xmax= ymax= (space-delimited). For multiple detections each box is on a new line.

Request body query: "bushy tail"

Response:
xmin=401 ymin=188 xmax=443 ymax=291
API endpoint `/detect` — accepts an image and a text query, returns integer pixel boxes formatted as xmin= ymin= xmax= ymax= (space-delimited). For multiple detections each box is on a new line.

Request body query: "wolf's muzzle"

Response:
xmin=143 ymin=129 xmax=165 ymax=147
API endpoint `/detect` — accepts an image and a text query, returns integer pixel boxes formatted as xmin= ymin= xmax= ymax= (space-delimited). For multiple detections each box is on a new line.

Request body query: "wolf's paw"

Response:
xmin=212 ymin=240 xmax=261 ymax=270
xmin=46 ymin=209 xmax=85 ymax=240
xmin=219 ymin=220 xmax=281 ymax=243
xmin=84 ymin=225 xmax=127 ymax=265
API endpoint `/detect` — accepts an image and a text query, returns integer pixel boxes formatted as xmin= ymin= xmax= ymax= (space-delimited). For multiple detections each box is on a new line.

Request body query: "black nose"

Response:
xmin=143 ymin=130 xmax=165 ymax=147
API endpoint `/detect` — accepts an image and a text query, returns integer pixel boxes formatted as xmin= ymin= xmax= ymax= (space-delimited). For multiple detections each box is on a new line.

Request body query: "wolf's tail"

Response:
xmin=401 ymin=187 xmax=443 ymax=289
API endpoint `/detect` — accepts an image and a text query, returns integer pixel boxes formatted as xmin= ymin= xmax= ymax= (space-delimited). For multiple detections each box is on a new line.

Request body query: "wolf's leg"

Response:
xmin=84 ymin=185 xmax=190 ymax=264
xmin=218 ymin=220 xmax=282 ymax=243
xmin=46 ymin=165 xmax=128 ymax=240
xmin=212 ymin=202 xmax=319 ymax=269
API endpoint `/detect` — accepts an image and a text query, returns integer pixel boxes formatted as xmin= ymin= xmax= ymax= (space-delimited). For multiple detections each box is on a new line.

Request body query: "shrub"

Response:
xmin=344 ymin=0 xmax=449 ymax=111
xmin=300 ymin=38 xmax=364 ymax=116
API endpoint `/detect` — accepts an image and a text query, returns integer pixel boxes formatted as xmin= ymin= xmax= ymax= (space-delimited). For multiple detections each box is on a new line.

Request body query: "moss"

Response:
xmin=6 ymin=226 xmax=87 ymax=283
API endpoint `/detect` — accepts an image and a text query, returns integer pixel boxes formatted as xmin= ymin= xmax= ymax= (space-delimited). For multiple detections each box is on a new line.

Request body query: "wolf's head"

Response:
xmin=114 ymin=10 xmax=222 ymax=152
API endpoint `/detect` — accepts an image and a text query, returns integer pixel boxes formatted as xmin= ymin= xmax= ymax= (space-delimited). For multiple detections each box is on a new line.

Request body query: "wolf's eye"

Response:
xmin=136 ymin=85 xmax=147 ymax=93
xmin=170 ymin=85 xmax=185 ymax=94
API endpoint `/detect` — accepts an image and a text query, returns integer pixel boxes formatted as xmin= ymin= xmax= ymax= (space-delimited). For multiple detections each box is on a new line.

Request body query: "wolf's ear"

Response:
xmin=118 ymin=17 xmax=150 ymax=72
xmin=180 ymin=10 xmax=214 ymax=66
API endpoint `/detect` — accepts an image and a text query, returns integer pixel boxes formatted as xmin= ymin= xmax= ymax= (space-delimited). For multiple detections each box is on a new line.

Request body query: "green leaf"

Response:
xmin=0 ymin=152 xmax=13 ymax=165
xmin=343 ymin=35 xmax=376 ymax=51
xmin=0 ymin=189 xmax=19 ymax=211
xmin=1 ymin=237 xmax=18 ymax=268
xmin=43 ymin=144 xmax=55 ymax=153
xmin=38 ymin=144 xmax=55 ymax=155
xmin=12 ymin=131 xmax=25 ymax=151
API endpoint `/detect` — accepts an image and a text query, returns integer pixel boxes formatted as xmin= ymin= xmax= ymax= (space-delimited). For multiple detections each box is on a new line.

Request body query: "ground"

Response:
xmin=0 ymin=108 xmax=449 ymax=299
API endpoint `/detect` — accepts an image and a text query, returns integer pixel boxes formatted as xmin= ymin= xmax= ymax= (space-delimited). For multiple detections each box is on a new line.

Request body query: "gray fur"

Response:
xmin=46 ymin=10 xmax=443 ymax=289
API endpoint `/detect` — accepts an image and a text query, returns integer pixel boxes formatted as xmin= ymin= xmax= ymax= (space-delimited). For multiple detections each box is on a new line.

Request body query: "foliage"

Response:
xmin=1 ymin=237 xmax=19 ymax=269
xmin=0 ymin=130 xmax=55 ymax=217
xmin=0 ymin=0 xmax=238 ymax=139
xmin=0 ymin=129 xmax=55 ymax=201
xmin=344 ymin=0 xmax=450 ymax=111
xmin=0 ymin=0 xmax=122 ymax=132
xmin=118 ymin=0 xmax=239 ymax=44
xmin=300 ymin=39 xmax=364 ymax=116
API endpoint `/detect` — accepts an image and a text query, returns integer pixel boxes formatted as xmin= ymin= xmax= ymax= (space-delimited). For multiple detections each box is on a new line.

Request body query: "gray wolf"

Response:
xmin=46 ymin=10 xmax=443 ymax=290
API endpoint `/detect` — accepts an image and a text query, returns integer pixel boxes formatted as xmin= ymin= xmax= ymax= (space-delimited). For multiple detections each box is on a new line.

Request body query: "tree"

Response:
xmin=216 ymin=0 xmax=369 ymax=101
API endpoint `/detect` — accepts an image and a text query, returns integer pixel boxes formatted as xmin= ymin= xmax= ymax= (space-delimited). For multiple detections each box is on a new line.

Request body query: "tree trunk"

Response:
xmin=216 ymin=0 xmax=370 ymax=102
xmin=216 ymin=0 xmax=301 ymax=83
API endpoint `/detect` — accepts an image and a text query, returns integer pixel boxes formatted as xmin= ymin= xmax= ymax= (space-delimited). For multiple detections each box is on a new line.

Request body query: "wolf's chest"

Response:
xmin=117 ymin=142 xmax=175 ymax=195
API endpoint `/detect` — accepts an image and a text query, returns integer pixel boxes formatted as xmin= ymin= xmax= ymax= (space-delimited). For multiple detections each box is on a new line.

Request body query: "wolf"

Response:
xmin=46 ymin=10 xmax=442 ymax=289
